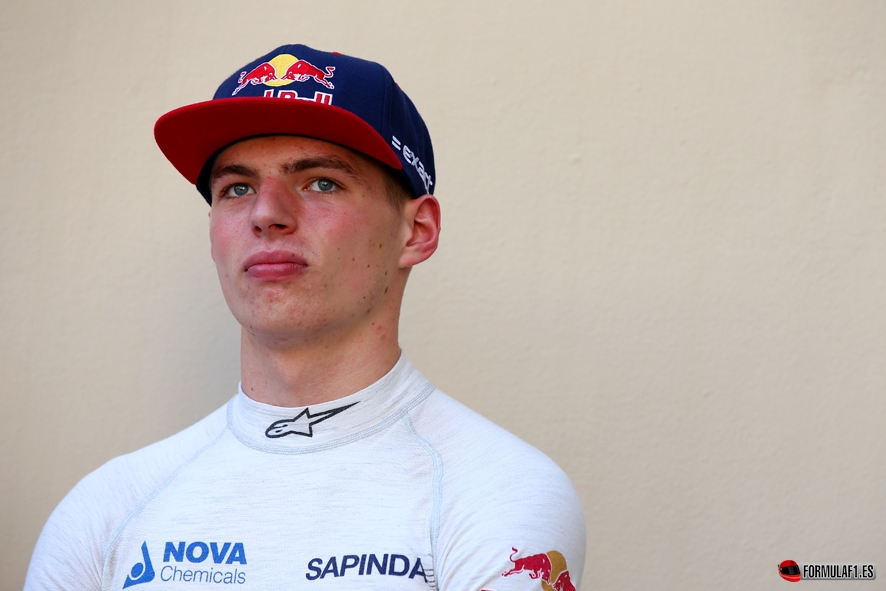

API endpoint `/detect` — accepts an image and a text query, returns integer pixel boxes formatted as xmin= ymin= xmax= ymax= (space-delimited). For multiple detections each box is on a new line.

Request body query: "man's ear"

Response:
xmin=399 ymin=195 xmax=440 ymax=268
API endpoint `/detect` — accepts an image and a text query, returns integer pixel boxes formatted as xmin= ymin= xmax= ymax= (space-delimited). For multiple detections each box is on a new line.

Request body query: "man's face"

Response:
xmin=208 ymin=135 xmax=409 ymax=347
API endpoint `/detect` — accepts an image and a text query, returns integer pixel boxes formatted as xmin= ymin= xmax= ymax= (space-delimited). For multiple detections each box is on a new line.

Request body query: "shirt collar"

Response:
xmin=227 ymin=354 xmax=433 ymax=453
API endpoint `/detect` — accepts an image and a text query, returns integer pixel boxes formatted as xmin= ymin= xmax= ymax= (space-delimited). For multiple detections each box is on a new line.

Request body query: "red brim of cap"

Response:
xmin=154 ymin=98 xmax=402 ymax=184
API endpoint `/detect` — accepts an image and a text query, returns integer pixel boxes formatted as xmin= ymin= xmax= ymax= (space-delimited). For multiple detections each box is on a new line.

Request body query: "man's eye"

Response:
xmin=310 ymin=178 xmax=337 ymax=192
xmin=223 ymin=183 xmax=254 ymax=198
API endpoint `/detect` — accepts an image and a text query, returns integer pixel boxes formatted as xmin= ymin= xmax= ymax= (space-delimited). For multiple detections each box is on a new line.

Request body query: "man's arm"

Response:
xmin=436 ymin=462 xmax=586 ymax=591
xmin=25 ymin=472 xmax=112 ymax=591
xmin=412 ymin=393 xmax=587 ymax=591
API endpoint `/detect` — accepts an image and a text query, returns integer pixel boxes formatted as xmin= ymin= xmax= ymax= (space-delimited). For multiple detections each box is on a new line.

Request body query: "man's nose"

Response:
xmin=249 ymin=178 xmax=298 ymax=236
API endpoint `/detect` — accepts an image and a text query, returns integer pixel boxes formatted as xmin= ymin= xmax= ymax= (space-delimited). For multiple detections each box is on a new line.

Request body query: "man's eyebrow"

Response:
xmin=282 ymin=156 xmax=359 ymax=179
xmin=209 ymin=156 xmax=361 ymax=187
xmin=210 ymin=163 xmax=257 ymax=185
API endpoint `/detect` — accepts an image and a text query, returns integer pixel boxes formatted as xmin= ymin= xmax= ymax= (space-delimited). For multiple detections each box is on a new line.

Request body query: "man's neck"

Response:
xmin=238 ymin=325 xmax=402 ymax=408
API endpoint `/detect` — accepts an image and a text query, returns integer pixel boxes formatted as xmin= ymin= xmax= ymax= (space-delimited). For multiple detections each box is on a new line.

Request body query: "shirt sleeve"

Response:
xmin=24 ymin=478 xmax=107 ymax=591
xmin=434 ymin=441 xmax=587 ymax=591
xmin=24 ymin=405 xmax=229 ymax=591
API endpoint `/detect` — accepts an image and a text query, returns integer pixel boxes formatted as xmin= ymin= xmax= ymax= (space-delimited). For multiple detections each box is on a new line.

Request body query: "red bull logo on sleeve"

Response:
xmin=232 ymin=54 xmax=335 ymax=96
xmin=501 ymin=548 xmax=575 ymax=591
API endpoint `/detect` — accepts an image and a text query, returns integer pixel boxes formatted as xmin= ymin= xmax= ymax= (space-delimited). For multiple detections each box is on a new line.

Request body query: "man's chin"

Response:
xmin=238 ymin=316 xmax=344 ymax=349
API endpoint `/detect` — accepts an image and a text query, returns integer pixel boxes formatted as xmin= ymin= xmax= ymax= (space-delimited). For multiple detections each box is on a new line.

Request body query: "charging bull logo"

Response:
xmin=502 ymin=548 xmax=575 ymax=591
xmin=233 ymin=53 xmax=335 ymax=96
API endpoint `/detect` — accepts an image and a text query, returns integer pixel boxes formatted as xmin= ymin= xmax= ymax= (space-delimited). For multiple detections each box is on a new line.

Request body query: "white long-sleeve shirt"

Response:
xmin=25 ymin=356 xmax=586 ymax=591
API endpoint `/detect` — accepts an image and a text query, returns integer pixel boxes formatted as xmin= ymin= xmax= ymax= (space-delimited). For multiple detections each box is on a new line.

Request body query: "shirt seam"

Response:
xmin=100 ymin=416 xmax=230 ymax=563
xmin=403 ymin=412 xmax=443 ymax=591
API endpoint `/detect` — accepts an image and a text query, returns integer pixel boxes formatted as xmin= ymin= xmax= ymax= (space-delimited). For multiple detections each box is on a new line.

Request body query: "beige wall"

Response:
xmin=2 ymin=1 xmax=884 ymax=589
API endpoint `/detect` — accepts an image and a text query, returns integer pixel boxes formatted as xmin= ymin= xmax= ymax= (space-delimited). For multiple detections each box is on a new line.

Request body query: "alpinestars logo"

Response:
xmin=265 ymin=402 xmax=358 ymax=438
xmin=124 ymin=542 xmax=155 ymax=588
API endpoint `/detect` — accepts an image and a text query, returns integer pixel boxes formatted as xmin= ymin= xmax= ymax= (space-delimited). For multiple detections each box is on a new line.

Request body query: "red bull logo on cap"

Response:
xmin=501 ymin=548 xmax=575 ymax=591
xmin=232 ymin=54 xmax=335 ymax=96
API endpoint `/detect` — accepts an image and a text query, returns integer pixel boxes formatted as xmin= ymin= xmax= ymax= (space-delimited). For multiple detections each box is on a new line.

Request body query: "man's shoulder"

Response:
xmin=25 ymin=402 xmax=231 ymax=591
xmin=79 ymin=401 xmax=229 ymax=497
xmin=407 ymin=389 xmax=586 ymax=591
xmin=410 ymin=389 xmax=570 ymax=483
xmin=408 ymin=388 xmax=583 ymax=518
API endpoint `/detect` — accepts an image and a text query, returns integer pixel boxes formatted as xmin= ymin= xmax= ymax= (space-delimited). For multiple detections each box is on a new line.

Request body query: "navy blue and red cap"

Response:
xmin=154 ymin=44 xmax=435 ymax=204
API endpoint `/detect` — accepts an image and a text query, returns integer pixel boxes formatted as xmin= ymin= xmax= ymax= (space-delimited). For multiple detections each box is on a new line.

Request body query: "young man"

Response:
xmin=25 ymin=45 xmax=586 ymax=591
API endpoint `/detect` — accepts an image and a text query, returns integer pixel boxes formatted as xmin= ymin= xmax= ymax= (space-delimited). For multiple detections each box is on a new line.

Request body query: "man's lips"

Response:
xmin=243 ymin=251 xmax=308 ymax=281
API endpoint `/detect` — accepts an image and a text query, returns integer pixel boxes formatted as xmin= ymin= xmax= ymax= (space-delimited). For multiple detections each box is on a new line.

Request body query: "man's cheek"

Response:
xmin=209 ymin=223 xmax=236 ymax=266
